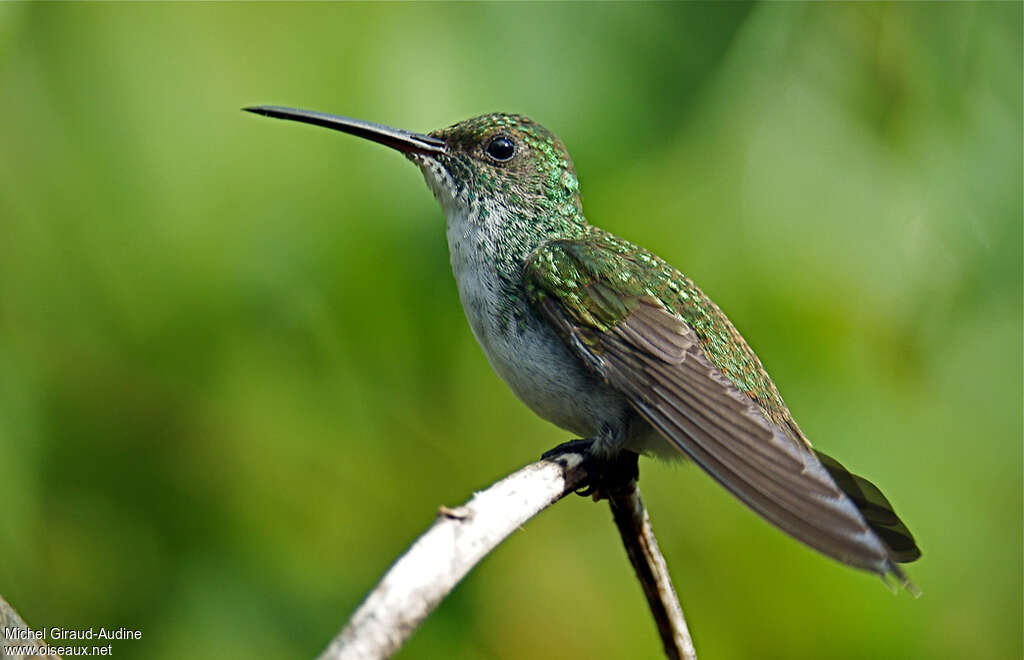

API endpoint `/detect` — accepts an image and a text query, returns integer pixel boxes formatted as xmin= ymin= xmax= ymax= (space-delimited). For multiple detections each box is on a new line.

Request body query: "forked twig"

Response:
xmin=319 ymin=449 xmax=695 ymax=660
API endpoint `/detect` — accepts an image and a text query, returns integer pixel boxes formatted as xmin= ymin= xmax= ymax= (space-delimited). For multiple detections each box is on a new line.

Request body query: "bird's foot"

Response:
xmin=541 ymin=438 xmax=594 ymax=460
xmin=542 ymin=439 xmax=639 ymax=501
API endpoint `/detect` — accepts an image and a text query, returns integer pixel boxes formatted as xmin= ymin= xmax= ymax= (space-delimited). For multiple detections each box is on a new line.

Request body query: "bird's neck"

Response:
xmin=443 ymin=201 xmax=587 ymax=331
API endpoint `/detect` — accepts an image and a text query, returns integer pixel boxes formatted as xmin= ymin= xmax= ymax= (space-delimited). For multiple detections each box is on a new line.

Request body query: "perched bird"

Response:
xmin=245 ymin=106 xmax=921 ymax=587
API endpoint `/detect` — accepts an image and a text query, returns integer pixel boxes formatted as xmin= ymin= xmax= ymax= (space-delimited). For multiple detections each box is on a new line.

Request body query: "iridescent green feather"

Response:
xmin=525 ymin=229 xmax=802 ymax=444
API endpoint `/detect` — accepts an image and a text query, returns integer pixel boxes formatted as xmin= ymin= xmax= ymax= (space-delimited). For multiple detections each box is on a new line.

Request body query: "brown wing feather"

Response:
xmin=539 ymin=295 xmax=917 ymax=579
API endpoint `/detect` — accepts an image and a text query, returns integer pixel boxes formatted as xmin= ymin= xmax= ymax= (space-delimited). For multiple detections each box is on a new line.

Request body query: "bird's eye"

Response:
xmin=485 ymin=136 xmax=515 ymax=162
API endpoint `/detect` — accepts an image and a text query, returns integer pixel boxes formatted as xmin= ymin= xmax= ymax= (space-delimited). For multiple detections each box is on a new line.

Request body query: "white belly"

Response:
xmin=445 ymin=217 xmax=625 ymax=439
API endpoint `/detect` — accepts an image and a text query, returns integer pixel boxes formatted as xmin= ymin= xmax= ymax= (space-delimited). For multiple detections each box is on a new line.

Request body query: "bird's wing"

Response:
xmin=524 ymin=238 xmax=919 ymax=579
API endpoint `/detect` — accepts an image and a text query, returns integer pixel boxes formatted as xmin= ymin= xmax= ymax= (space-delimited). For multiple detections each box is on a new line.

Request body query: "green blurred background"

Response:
xmin=1 ymin=3 xmax=1020 ymax=659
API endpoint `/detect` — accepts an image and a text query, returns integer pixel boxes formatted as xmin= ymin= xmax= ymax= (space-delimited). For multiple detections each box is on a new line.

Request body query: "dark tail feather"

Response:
xmin=814 ymin=450 xmax=922 ymax=564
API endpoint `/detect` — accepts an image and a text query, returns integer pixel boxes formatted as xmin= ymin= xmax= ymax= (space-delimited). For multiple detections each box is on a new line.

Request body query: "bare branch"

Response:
xmin=318 ymin=452 xmax=589 ymax=660
xmin=318 ymin=450 xmax=697 ymax=660
xmin=608 ymin=485 xmax=697 ymax=660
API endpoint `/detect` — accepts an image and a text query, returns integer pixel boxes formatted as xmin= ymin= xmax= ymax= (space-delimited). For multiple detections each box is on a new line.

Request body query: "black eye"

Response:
xmin=485 ymin=136 xmax=515 ymax=162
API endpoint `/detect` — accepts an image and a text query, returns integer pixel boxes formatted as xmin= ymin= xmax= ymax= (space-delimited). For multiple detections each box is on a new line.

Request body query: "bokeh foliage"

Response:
xmin=0 ymin=3 xmax=1020 ymax=659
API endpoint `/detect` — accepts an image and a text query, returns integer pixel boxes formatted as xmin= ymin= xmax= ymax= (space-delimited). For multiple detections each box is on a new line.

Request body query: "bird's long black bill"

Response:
xmin=244 ymin=105 xmax=446 ymax=156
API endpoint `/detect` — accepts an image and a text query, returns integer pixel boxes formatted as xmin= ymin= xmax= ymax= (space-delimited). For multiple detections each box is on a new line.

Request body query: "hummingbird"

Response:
xmin=244 ymin=105 xmax=921 ymax=586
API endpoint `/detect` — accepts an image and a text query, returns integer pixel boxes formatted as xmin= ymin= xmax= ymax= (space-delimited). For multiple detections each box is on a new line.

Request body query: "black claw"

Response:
xmin=542 ymin=440 xmax=639 ymax=500
xmin=541 ymin=438 xmax=594 ymax=461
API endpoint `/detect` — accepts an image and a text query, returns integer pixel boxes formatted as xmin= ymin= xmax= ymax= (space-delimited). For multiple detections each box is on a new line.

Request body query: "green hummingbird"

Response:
xmin=244 ymin=106 xmax=921 ymax=586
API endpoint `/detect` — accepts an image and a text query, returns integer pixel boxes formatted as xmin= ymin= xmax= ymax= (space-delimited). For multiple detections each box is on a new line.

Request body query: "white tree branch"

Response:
xmin=318 ymin=450 xmax=696 ymax=660
xmin=2 ymin=452 xmax=696 ymax=660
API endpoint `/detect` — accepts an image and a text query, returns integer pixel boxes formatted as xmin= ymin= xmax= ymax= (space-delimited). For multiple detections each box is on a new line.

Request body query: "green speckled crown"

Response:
xmin=425 ymin=114 xmax=585 ymax=230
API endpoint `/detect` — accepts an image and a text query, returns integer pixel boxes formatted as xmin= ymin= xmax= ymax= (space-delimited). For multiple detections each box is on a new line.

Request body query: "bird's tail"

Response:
xmin=813 ymin=450 xmax=922 ymax=578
